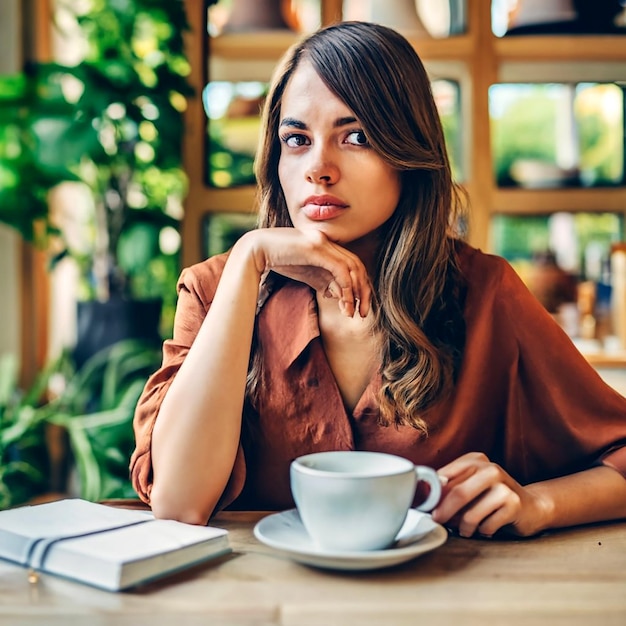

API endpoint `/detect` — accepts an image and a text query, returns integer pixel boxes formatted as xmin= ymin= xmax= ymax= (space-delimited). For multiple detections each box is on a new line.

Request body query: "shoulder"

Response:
xmin=454 ymin=240 xmax=548 ymax=330
xmin=455 ymin=240 xmax=514 ymax=283
xmin=455 ymin=240 xmax=570 ymax=350
xmin=177 ymin=252 xmax=230 ymax=306
xmin=455 ymin=240 xmax=529 ymax=300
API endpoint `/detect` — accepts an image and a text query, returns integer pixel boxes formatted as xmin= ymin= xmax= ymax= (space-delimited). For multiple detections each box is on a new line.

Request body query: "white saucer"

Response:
xmin=253 ymin=508 xmax=448 ymax=571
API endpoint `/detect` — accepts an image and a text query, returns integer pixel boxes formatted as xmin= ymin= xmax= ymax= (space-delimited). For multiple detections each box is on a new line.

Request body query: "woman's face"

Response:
xmin=277 ymin=60 xmax=401 ymax=249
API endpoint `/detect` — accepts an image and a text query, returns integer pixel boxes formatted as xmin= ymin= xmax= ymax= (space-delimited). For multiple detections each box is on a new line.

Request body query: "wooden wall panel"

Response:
xmin=18 ymin=0 xmax=52 ymax=387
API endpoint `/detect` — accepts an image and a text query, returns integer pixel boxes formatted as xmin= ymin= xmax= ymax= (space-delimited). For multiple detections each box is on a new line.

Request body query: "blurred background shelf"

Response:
xmin=494 ymin=35 xmax=626 ymax=61
xmin=492 ymin=188 xmax=626 ymax=214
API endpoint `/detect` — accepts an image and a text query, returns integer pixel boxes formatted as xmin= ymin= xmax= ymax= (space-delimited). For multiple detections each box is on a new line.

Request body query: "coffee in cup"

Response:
xmin=290 ymin=450 xmax=443 ymax=552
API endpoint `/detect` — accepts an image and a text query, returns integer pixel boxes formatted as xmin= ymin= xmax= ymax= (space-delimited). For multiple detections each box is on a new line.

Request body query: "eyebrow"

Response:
xmin=279 ymin=116 xmax=358 ymax=129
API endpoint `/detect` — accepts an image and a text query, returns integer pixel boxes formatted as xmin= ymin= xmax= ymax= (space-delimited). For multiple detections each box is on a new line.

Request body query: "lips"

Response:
xmin=301 ymin=195 xmax=349 ymax=221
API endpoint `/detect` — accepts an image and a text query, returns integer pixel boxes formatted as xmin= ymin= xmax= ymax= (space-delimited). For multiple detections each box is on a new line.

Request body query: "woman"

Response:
xmin=131 ymin=21 xmax=626 ymax=537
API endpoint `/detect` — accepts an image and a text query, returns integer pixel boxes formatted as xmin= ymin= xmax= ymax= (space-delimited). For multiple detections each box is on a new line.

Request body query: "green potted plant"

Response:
xmin=0 ymin=1 xmax=193 ymax=506
xmin=0 ymin=352 xmax=76 ymax=508
xmin=46 ymin=339 xmax=162 ymax=502
xmin=0 ymin=353 xmax=51 ymax=509
xmin=0 ymin=340 xmax=162 ymax=509
xmin=0 ymin=0 xmax=193 ymax=365
xmin=0 ymin=69 xmax=74 ymax=246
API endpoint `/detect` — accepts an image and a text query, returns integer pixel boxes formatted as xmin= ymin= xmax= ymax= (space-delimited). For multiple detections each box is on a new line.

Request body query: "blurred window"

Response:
xmin=433 ymin=79 xmax=464 ymax=182
xmin=203 ymin=81 xmax=268 ymax=188
xmin=491 ymin=212 xmax=624 ymax=280
xmin=204 ymin=212 xmax=258 ymax=257
xmin=490 ymin=82 xmax=625 ymax=188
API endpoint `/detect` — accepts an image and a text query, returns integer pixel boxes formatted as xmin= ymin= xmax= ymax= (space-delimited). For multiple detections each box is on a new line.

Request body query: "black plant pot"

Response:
xmin=73 ymin=297 xmax=163 ymax=368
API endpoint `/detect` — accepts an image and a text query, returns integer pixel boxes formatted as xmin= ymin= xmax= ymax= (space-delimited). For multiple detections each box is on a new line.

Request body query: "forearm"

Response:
xmin=524 ymin=465 xmax=626 ymax=535
xmin=150 ymin=237 xmax=262 ymax=524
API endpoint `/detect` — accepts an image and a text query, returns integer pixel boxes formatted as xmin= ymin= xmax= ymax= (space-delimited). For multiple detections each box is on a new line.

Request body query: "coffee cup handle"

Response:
xmin=413 ymin=466 xmax=445 ymax=512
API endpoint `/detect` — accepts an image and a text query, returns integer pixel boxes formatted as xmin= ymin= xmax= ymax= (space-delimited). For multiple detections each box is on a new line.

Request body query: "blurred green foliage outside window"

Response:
xmin=490 ymin=83 xmax=624 ymax=188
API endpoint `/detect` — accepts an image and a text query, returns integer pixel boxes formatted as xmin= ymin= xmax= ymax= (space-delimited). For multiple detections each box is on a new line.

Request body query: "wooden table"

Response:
xmin=1 ymin=511 xmax=625 ymax=626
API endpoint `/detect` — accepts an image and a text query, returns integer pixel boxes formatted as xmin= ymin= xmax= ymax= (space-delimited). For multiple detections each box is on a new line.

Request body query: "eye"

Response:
xmin=345 ymin=130 xmax=369 ymax=146
xmin=281 ymin=133 xmax=310 ymax=148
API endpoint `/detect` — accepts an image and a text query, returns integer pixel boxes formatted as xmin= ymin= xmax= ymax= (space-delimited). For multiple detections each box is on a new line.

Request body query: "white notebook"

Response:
xmin=0 ymin=498 xmax=230 ymax=591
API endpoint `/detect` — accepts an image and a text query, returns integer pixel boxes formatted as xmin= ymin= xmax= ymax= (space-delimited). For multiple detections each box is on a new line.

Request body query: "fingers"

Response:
xmin=433 ymin=453 xmax=524 ymax=538
xmin=316 ymin=239 xmax=369 ymax=318
xmin=262 ymin=228 xmax=371 ymax=318
xmin=437 ymin=451 xmax=490 ymax=483
xmin=351 ymin=268 xmax=372 ymax=318
xmin=324 ymin=280 xmax=342 ymax=300
xmin=322 ymin=276 xmax=361 ymax=317
xmin=300 ymin=229 xmax=372 ymax=317
xmin=456 ymin=483 xmax=521 ymax=538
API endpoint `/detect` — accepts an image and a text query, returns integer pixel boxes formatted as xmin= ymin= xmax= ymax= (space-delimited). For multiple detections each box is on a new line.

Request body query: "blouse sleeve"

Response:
xmin=495 ymin=256 xmax=626 ymax=482
xmin=129 ymin=254 xmax=246 ymax=509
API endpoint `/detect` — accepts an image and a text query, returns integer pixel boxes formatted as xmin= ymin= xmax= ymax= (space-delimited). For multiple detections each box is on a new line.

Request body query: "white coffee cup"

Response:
xmin=290 ymin=450 xmax=443 ymax=552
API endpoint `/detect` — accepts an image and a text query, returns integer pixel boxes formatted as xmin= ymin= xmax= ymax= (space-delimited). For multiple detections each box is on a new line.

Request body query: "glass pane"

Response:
xmin=433 ymin=79 xmax=463 ymax=182
xmin=204 ymin=212 xmax=258 ymax=257
xmin=490 ymin=83 xmax=625 ymax=188
xmin=343 ymin=0 xmax=466 ymax=37
xmin=492 ymin=211 xmax=623 ymax=284
xmin=491 ymin=0 xmax=626 ymax=37
xmin=203 ymin=81 xmax=268 ymax=188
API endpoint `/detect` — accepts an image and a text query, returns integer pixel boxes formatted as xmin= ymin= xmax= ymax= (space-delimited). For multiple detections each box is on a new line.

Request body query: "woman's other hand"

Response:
xmin=432 ymin=452 xmax=552 ymax=538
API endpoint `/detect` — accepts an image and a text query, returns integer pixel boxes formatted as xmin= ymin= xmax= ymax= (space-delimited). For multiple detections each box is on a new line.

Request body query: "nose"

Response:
xmin=305 ymin=147 xmax=339 ymax=184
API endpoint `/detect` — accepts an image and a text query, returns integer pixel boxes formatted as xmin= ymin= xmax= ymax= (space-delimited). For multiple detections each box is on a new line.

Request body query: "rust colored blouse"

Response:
xmin=130 ymin=242 xmax=626 ymax=511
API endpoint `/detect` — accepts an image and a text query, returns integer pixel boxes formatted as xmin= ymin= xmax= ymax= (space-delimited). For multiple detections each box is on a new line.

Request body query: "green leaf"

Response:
xmin=42 ymin=339 xmax=161 ymax=501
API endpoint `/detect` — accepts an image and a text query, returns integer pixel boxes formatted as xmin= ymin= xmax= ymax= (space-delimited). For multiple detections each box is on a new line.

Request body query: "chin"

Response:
xmin=297 ymin=222 xmax=339 ymax=239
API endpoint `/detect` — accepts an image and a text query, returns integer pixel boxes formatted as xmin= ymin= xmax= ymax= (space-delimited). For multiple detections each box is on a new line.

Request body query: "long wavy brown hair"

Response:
xmin=249 ymin=21 xmax=466 ymax=433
